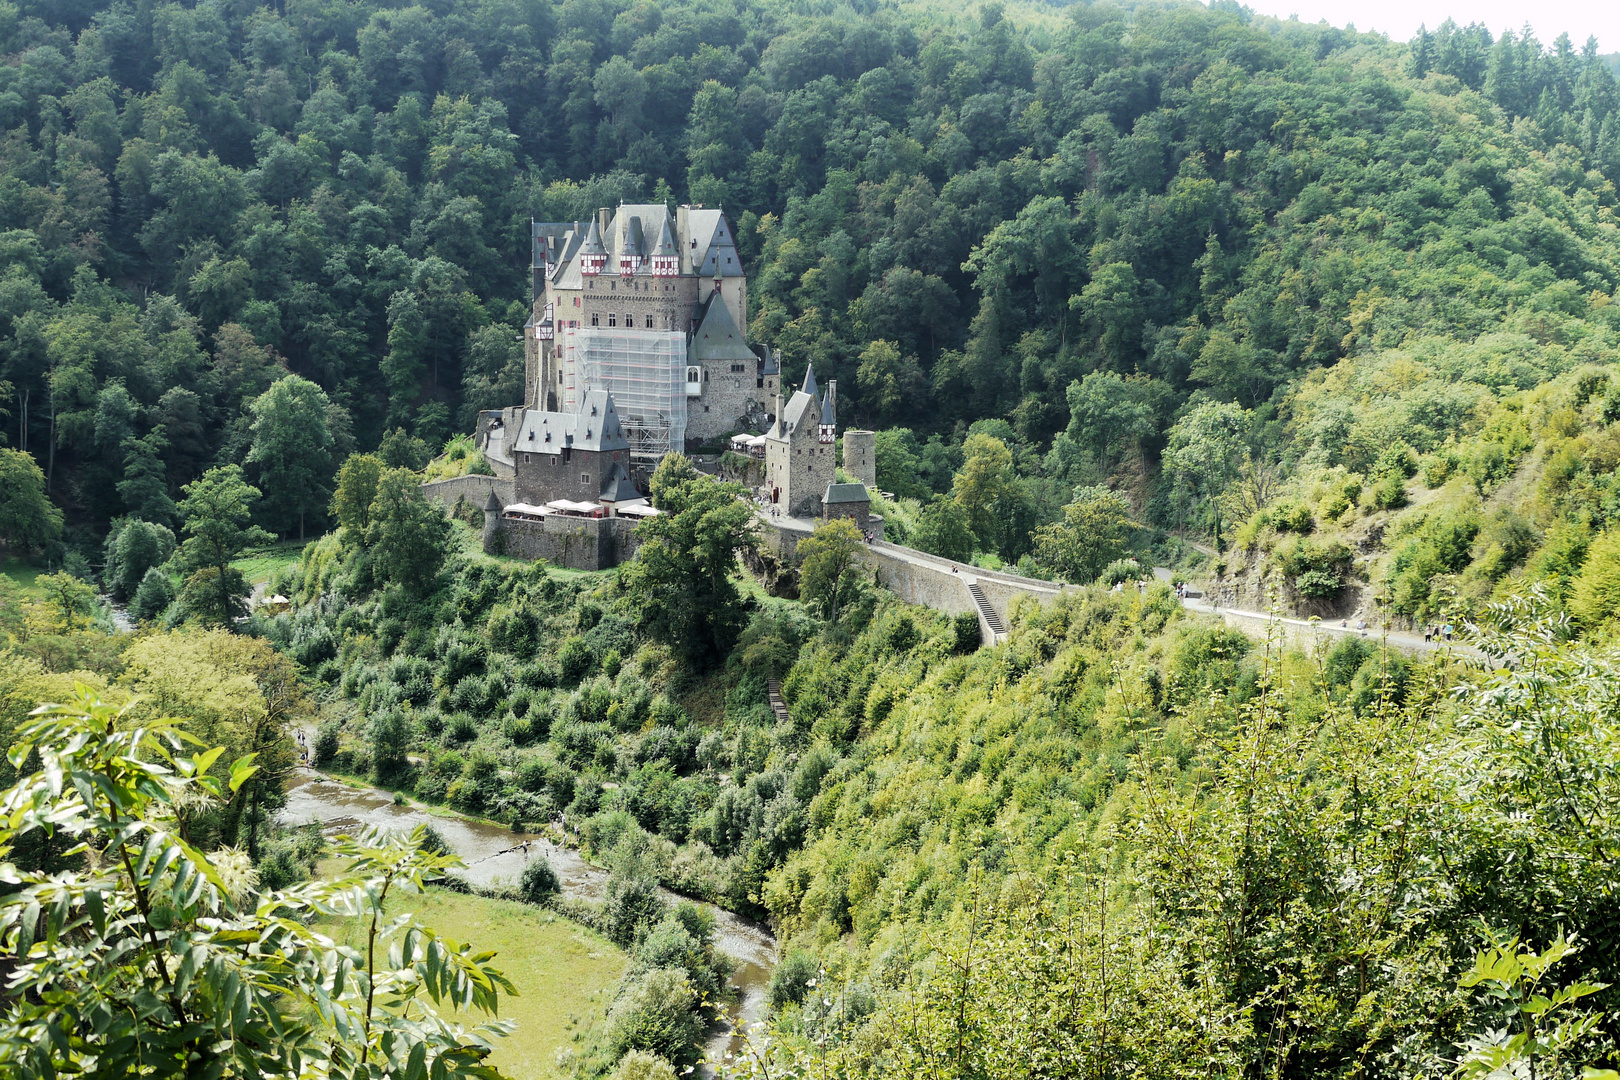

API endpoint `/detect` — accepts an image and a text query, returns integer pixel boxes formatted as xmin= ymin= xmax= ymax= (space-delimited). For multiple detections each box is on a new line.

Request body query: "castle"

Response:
xmin=456 ymin=203 xmax=869 ymax=569
xmin=524 ymin=204 xmax=781 ymax=460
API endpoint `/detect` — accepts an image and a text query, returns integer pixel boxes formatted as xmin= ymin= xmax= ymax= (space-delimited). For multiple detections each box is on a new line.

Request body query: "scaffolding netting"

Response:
xmin=559 ymin=327 xmax=687 ymax=464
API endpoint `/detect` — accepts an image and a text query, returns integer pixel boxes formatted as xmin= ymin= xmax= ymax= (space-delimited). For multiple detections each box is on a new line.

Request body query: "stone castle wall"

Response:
xmin=497 ymin=515 xmax=643 ymax=571
xmin=421 ymin=475 xmax=513 ymax=513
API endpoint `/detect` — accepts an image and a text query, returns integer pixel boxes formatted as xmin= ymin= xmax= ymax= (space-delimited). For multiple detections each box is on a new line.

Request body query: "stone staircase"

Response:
xmin=965 ymin=579 xmax=1006 ymax=643
xmin=766 ymin=677 xmax=792 ymax=724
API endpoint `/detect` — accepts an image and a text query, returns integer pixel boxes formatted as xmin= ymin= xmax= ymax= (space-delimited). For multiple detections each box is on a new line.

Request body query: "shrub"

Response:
xmin=131 ymin=567 xmax=177 ymax=623
xmin=519 ymin=856 xmax=560 ymax=904
xmin=1423 ymin=451 xmax=1457 ymax=487
xmin=953 ymin=611 xmax=982 ymax=653
xmin=1273 ymin=499 xmax=1315 ymax=534
xmin=1323 ymin=636 xmax=1377 ymax=689
xmin=503 ymin=713 xmax=534 ymax=745
xmin=557 ymin=635 xmax=593 ymax=685
xmin=1367 ymin=470 xmax=1408 ymax=511
xmin=313 ymin=720 xmax=340 ymax=767
xmin=614 ymin=1049 xmax=677 ymax=1080
xmin=767 ymin=948 xmax=818 ymax=1009
xmin=417 ymin=824 xmax=451 ymax=857
xmin=1167 ymin=626 xmax=1252 ymax=707
xmin=1098 ymin=558 xmax=1148 ymax=586
xmin=603 ymin=858 xmax=666 ymax=947
xmin=487 ymin=605 xmax=539 ymax=658
xmin=368 ymin=708 xmax=411 ymax=781
xmin=1372 ymin=441 xmax=1418 ymax=481
xmin=1274 ymin=536 xmax=1354 ymax=600
xmin=1570 ymin=528 xmax=1620 ymax=630
xmin=445 ymin=712 xmax=479 ymax=744
xmin=603 ymin=968 xmax=704 ymax=1067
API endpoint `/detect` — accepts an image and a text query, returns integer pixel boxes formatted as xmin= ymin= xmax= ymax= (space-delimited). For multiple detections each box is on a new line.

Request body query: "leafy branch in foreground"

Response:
xmin=1454 ymin=930 xmax=1614 ymax=1080
xmin=0 ymin=687 xmax=514 ymax=1079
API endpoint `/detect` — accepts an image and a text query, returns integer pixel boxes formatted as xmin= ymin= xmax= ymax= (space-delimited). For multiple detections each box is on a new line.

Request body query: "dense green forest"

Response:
xmin=7 ymin=0 xmax=1620 ymax=634
xmin=9 ymin=451 xmax=1619 ymax=1077
xmin=7 ymin=0 xmax=1620 ymax=1076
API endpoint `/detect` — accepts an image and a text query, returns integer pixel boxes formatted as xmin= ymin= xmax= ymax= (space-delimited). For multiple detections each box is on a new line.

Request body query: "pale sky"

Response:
xmin=1224 ymin=0 xmax=1618 ymax=53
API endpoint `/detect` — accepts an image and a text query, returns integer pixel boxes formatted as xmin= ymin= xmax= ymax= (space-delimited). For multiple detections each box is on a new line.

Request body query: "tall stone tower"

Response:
xmin=764 ymin=365 xmax=837 ymax=518
xmin=842 ymin=429 xmax=876 ymax=490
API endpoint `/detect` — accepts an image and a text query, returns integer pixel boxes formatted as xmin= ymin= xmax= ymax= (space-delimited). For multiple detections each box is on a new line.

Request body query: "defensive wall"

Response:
xmin=420 ymin=474 xmax=513 ymax=513
xmin=755 ymin=513 xmax=1072 ymax=645
xmin=496 ymin=514 xmax=642 ymax=572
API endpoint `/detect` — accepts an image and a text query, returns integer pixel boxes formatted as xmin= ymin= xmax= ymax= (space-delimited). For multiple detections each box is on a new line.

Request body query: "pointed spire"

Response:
xmin=580 ymin=216 xmax=605 ymax=255
xmin=800 ymin=363 xmax=818 ymax=401
xmin=820 ymin=381 xmax=836 ymax=426
xmin=652 ymin=217 xmax=676 ymax=256
xmin=580 ymin=214 xmax=606 ymax=276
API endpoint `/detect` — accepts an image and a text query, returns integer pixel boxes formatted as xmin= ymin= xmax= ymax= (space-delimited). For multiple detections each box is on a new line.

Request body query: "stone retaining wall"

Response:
xmin=498 ymin=515 xmax=641 ymax=571
xmin=756 ymin=514 xmax=1071 ymax=635
xmin=421 ymin=474 xmax=513 ymax=513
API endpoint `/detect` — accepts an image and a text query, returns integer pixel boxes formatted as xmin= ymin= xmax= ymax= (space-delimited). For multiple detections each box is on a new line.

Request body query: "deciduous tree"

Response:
xmin=174 ymin=464 xmax=274 ymax=624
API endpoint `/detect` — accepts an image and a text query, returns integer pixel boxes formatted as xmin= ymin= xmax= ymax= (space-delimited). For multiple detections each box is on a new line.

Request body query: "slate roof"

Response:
xmin=823 ymin=482 xmax=870 ymax=504
xmin=651 ymin=218 xmax=677 ymax=257
xmin=512 ymin=390 xmax=629 ymax=456
xmin=579 ymin=217 xmax=606 ymax=257
xmin=599 ymin=460 xmax=641 ymax=502
xmin=544 ymin=204 xmax=744 ymax=282
xmin=690 ymin=296 xmax=758 ymax=362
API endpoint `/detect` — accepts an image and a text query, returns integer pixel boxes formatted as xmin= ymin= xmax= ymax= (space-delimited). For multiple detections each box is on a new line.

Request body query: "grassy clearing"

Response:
xmin=320 ymin=886 xmax=626 ymax=1080
xmin=0 ymin=558 xmax=46 ymax=596
xmin=231 ymin=541 xmax=311 ymax=586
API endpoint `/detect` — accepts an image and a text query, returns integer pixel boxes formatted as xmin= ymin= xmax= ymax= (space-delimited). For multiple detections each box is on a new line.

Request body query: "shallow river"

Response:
xmin=279 ymin=768 xmax=776 ymax=1067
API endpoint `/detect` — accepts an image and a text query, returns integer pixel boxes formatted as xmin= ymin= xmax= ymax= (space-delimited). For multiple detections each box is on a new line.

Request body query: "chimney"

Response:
xmin=775 ymin=392 xmax=785 ymax=428
xmin=596 ymin=207 xmax=611 ymax=236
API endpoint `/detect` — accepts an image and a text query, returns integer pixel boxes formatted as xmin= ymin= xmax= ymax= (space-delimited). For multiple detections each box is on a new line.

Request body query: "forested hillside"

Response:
xmin=8 ymin=0 xmax=1620 ymax=638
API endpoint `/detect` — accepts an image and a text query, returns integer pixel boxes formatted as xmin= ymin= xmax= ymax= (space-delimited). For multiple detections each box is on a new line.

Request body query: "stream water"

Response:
xmin=279 ymin=768 xmax=776 ymax=1067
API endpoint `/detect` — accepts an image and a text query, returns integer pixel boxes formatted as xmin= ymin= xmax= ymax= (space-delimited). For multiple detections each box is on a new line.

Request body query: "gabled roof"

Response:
xmin=573 ymin=389 xmax=625 ymax=452
xmin=511 ymin=390 xmax=629 ymax=456
xmin=824 ymin=482 xmax=869 ymax=504
xmin=680 ymin=207 xmax=745 ymax=278
xmin=690 ymin=296 xmax=757 ymax=363
xmin=775 ymin=388 xmax=819 ymax=437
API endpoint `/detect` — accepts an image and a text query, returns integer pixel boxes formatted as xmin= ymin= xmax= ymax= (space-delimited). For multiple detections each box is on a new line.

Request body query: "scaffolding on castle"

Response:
xmin=558 ymin=326 xmax=687 ymax=465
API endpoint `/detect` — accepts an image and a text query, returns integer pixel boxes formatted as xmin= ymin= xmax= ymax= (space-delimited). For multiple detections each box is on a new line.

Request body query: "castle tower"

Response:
xmin=842 ymin=429 xmax=876 ymax=489
xmin=482 ymin=487 xmax=503 ymax=553
xmin=764 ymin=365 xmax=836 ymax=518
